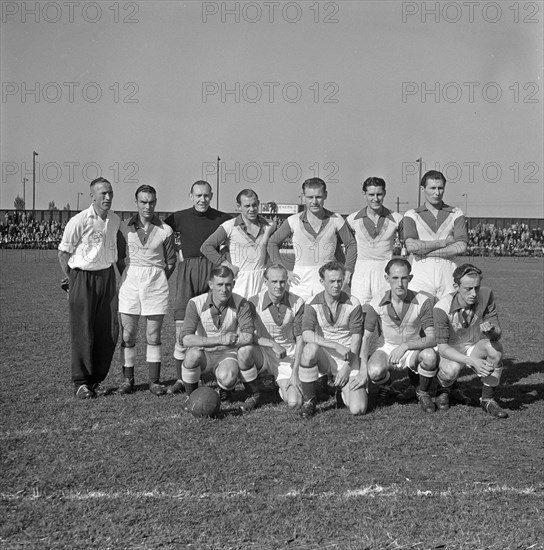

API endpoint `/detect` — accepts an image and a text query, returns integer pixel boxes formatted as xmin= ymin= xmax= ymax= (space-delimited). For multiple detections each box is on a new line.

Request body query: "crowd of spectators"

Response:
xmin=1 ymin=211 xmax=66 ymax=249
xmin=467 ymin=223 xmax=544 ymax=257
xmin=2 ymin=211 xmax=543 ymax=257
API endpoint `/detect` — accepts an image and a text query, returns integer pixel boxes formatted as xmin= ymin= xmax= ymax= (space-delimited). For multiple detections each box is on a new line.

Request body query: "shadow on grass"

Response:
xmin=388 ymin=358 xmax=544 ymax=412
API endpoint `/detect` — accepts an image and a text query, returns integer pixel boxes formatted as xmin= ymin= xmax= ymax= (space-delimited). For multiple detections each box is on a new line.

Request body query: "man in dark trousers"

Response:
xmin=58 ymin=177 xmax=120 ymax=399
xmin=164 ymin=180 xmax=231 ymax=394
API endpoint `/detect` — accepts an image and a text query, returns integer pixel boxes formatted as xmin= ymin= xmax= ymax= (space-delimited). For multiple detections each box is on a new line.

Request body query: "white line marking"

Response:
xmin=2 ymin=484 xmax=542 ymax=502
xmin=0 ymin=414 xmax=184 ymax=440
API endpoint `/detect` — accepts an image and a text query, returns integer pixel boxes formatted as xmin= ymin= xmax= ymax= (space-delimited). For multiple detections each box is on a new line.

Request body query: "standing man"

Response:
xmin=403 ymin=170 xmax=468 ymax=299
xmin=181 ymin=266 xmax=261 ymax=411
xmin=164 ymin=181 xmax=231 ymax=394
xmin=116 ymin=185 xmax=177 ymax=396
xmin=238 ymin=264 xmax=306 ymax=409
xmin=433 ymin=264 xmax=508 ymax=418
xmin=58 ymin=177 xmax=120 ymax=399
xmin=346 ymin=177 xmax=403 ymax=305
xmin=361 ymin=259 xmax=438 ymax=412
xmin=267 ymin=178 xmax=356 ymax=301
xmin=298 ymin=261 xmax=367 ymax=417
xmin=201 ymin=189 xmax=275 ymax=299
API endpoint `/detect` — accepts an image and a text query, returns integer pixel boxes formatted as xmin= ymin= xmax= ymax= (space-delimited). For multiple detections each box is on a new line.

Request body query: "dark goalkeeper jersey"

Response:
xmin=164 ymin=207 xmax=232 ymax=259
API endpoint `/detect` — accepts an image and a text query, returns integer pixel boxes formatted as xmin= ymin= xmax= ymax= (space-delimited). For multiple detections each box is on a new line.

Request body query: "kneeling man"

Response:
xmin=239 ymin=264 xmax=305 ymax=409
xmin=180 ymin=266 xmax=261 ymax=411
xmin=361 ymin=258 xmax=438 ymax=412
xmin=434 ymin=264 xmax=507 ymax=418
xmin=298 ymin=261 xmax=367 ymax=417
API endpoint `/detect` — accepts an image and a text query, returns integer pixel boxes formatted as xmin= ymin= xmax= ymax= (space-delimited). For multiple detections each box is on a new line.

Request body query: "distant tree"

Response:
xmin=48 ymin=200 xmax=58 ymax=210
xmin=63 ymin=203 xmax=71 ymax=211
xmin=267 ymin=201 xmax=278 ymax=214
xmin=14 ymin=195 xmax=25 ymax=210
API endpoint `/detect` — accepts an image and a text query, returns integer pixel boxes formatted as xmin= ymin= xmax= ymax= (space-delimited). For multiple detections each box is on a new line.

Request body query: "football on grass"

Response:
xmin=186 ymin=387 xmax=221 ymax=418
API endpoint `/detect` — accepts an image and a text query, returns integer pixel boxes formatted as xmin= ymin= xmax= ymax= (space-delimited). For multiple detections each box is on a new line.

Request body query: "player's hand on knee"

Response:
xmin=471 ymin=358 xmax=494 ymax=377
xmin=334 ymin=363 xmax=350 ymax=388
xmin=349 ymin=371 xmax=366 ymax=391
xmin=389 ymin=344 xmax=408 ymax=367
xmin=272 ymin=343 xmax=287 ymax=359
xmin=479 ymin=322 xmax=498 ymax=340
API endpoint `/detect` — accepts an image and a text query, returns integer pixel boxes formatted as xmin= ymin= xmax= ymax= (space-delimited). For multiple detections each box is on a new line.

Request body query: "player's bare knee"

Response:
xmin=286 ymin=390 xmax=302 ymax=410
xmin=184 ymin=348 xmax=203 ymax=368
xmin=438 ymin=359 xmax=462 ymax=382
xmin=217 ymin=361 xmax=239 ymax=389
xmin=237 ymin=345 xmax=253 ymax=366
xmin=418 ymin=348 xmax=437 ymax=370
xmin=146 ymin=334 xmax=161 ymax=346
xmin=486 ymin=340 xmax=503 ymax=360
xmin=122 ymin=332 xmax=137 ymax=347
xmin=349 ymin=394 xmax=368 ymax=416
xmin=301 ymin=343 xmax=319 ymax=363
xmin=367 ymin=359 xmax=387 ymax=382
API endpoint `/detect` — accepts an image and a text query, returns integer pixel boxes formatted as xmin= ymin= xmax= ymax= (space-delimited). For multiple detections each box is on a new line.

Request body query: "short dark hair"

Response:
xmin=90 ymin=177 xmax=111 ymax=189
xmin=236 ymin=189 xmax=259 ymax=205
xmin=385 ymin=258 xmax=411 ymax=275
xmin=134 ymin=184 xmax=157 ymax=200
xmin=421 ymin=170 xmax=446 ymax=188
xmin=210 ymin=265 xmax=234 ymax=281
xmin=362 ymin=177 xmax=386 ymax=192
xmin=319 ymin=261 xmax=345 ymax=279
xmin=263 ymin=263 xmax=288 ymax=280
xmin=453 ymin=263 xmax=482 ymax=285
xmin=191 ymin=180 xmax=212 ymax=194
xmin=302 ymin=177 xmax=327 ymax=194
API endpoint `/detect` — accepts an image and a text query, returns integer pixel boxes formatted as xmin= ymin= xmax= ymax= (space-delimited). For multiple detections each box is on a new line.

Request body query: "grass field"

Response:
xmin=1 ymin=251 xmax=543 ymax=549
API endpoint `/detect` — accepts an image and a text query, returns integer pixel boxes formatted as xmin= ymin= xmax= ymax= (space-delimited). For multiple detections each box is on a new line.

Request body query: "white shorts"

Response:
xmin=351 ymin=259 xmax=388 ymax=304
xmin=374 ymin=341 xmax=420 ymax=370
xmin=409 ymin=257 xmax=456 ymax=299
xmin=233 ymin=268 xmax=265 ymax=299
xmin=319 ymin=347 xmax=360 ymax=378
xmin=201 ymin=348 xmax=239 ymax=373
xmin=259 ymin=347 xmax=295 ymax=382
xmin=447 ymin=343 xmax=477 ymax=362
xmin=289 ymin=265 xmax=322 ymax=302
xmin=119 ymin=266 xmax=169 ymax=316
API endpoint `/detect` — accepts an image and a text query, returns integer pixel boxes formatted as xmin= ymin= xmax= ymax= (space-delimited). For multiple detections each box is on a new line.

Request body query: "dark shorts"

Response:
xmin=174 ymin=256 xmax=215 ymax=320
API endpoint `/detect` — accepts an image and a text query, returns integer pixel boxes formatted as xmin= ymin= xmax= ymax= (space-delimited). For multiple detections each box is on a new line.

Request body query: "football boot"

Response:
xmin=480 ymin=398 xmax=509 ymax=418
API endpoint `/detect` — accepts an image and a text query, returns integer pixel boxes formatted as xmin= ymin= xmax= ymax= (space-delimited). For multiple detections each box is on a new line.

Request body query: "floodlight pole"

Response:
xmin=416 ymin=157 xmax=422 ymax=208
xmin=462 ymin=193 xmax=468 ymax=217
xmin=77 ymin=192 xmax=84 ymax=211
xmin=396 ymin=196 xmax=408 ymax=213
xmin=32 ymin=151 xmax=38 ymax=211
xmin=216 ymin=156 xmax=220 ymax=210
xmin=23 ymin=177 xmax=28 ymax=210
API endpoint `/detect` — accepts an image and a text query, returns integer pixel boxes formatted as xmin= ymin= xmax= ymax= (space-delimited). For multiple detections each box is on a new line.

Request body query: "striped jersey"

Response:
xmin=118 ymin=214 xmax=176 ymax=269
xmin=434 ymin=287 xmax=499 ymax=348
xmin=366 ymin=290 xmax=434 ymax=346
xmin=302 ymin=291 xmax=363 ymax=348
xmin=249 ymin=290 xmax=305 ymax=356
xmin=268 ymin=209 xmax=356 ymax=271
xmin=346 ymin=207 xmax=403 ymax=262
xmin=403 ymin=203 xmax=467 ymax=256
xmin=201 ymin=214 xmax=273 ymax=272
xmin=182 ymin=291 xmax=254 ymax=340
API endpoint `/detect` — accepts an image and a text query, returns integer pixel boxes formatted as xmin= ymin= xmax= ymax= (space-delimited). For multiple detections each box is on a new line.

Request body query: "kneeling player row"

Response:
xmin=161 ymin=259 xmax=507 ymax=419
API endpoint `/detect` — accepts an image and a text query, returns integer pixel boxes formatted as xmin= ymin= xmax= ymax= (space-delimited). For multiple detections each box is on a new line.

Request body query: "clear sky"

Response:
xmin=1 ymin=0 xmax=543 ymax=217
